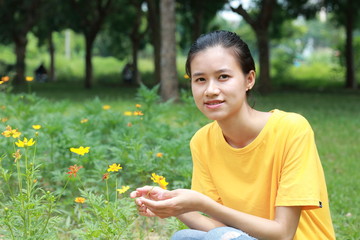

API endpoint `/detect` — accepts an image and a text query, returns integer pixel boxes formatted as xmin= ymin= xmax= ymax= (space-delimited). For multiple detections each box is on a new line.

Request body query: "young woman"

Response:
xmin=130 ymin=30 xmax=335 ymax=240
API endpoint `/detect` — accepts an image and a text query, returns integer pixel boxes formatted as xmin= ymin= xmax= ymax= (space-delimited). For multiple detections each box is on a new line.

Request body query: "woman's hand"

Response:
xmin=130 ymin=186 xmax=206 ymax=218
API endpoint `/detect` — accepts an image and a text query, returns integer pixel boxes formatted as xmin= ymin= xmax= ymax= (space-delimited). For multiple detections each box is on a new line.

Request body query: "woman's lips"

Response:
xmin=204 ymin=100 xmax=224 ymax=109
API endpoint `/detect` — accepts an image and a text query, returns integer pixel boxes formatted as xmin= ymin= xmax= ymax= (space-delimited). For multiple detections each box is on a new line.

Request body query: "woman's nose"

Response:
xmin=205 ymin=80 xmax=220 ymax=97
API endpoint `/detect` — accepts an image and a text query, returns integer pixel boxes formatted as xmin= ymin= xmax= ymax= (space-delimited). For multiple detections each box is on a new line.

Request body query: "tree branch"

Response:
xmin=230 ymin=4 xmax=255 ymax=28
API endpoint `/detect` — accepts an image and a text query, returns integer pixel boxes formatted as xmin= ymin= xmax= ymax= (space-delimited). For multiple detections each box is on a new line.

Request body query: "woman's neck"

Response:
xmin=217 ymin=108 xmax=271 ymax=149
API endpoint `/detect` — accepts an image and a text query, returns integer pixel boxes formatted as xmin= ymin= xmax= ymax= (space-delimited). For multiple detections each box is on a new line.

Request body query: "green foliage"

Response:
xmin=1 ymin=79 xmax=359 ymax=239
xmin=0 ymin=86 xmax=204 ymax=238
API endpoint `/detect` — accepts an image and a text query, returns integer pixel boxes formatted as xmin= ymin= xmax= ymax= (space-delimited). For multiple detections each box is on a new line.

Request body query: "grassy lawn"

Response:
xmin=1 ymin=83 xmax=359 ymax=239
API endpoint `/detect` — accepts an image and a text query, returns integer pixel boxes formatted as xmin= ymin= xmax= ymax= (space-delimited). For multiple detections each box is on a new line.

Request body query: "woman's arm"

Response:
xmin=132 ymin=188 xmax=301 ymax=240
xmin=130 ymin=186 xmax=225 ymax=231
xmin=177 ymin=212 xmax=226 ymax=231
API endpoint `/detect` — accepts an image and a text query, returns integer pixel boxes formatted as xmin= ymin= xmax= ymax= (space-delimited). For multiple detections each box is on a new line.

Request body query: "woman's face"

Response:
xmin=190 ymin=46 xmax=255 ymax=121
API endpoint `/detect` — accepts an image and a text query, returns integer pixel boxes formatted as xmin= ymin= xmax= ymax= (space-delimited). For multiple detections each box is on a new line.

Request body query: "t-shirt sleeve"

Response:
xmin=190 ymin=134 xmax=222 ymax=204
xmin=275 ymin=115 xmax=324 ymax=209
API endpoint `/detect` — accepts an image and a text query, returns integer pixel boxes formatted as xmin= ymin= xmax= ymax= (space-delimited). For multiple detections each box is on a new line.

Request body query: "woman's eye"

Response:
xmin=195 ymin=78 xmax=206 ymax=82
xmin=219 ymin=75 xmax=229 ymax=80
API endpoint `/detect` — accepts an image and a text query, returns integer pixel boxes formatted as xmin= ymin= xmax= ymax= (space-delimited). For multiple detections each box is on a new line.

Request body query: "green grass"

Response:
xmin=1 ymin=82 xmax=359 ymax=239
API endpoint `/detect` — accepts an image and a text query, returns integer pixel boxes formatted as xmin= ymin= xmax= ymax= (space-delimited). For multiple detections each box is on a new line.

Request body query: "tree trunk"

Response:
xmin=146 ymin=0 xmax=161 ymax=84
xmin=160 ymin=0 xmax=178 ymax=101
xmin=13 ymin=35 xmax=28 ymax=85
xmin=256 ymin=29 xmax=271 ymax=93
xmin=132 ymin=36 xmax=141 ymax=85
xmin=345 ymin=0 xmax=357 ymax=89
xmin=84 ymin=35 xmax=94 ymax=89
xmin=48 ymin=32 xmax=56 ymax=81
xmin=231 ymin=0 xmax=275 ymax=93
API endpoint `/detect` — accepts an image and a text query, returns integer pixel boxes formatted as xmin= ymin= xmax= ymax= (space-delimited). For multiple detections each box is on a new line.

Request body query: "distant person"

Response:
xmin=130 ymin=30 xmax=335 ymax=240
xmin=122 ymin=63 xmax=133 ymax=84
xmin=35 ymin=63 xmax=47 ymax=82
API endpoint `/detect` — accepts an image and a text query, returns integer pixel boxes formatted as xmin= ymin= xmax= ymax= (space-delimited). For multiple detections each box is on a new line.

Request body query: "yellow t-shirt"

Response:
xmin=190 ymin=109 xmax=335 ymax=239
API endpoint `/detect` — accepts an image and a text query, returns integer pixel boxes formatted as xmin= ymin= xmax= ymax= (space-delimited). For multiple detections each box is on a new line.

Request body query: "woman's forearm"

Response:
xmin=201 ymin=195 xmax=301 ymax=240
xmin=177 ymin=211 xmax=225 ymax=232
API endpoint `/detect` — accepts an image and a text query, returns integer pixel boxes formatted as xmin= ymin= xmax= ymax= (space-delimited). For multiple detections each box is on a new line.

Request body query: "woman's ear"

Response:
xmin=246 ymin=70 xmax=256 ymax=91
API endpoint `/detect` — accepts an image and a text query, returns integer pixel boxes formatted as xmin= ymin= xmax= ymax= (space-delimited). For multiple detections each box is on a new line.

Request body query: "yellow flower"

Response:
xmin=107 ymin=163 xmax=122 ymax=172
xmin=26 ymin=76 xmax=34 ymax=82
xmin=124 ymin=111 xmax=133 ymax=116
xmin=1 ymin=76 xmax=10 ymax=82
xmin=80 ymin=118 xmax=89 ymax=123
xmin=102 ymin=105 xmax=111 ymax=110
xmin=70 ymin=146 xmax=90 ymax=156
xmin=117 ymin=186 xmax=130 ymax=194
xmin=156 ymin=152 xmax=163 ymax=158
xmin=12 ymin=149 xmax=22 ymax=162
xmin=133 ymin=111 xmax=144 ymax=116
xmin=135 ymin=104 xmax=141 ymax=108
xmin=184 ymin=74 xmax=190 ymax=79
xmin=74 ymin=197 xmax=86 ymax=203
xmin=15 ymin=137 xmax=35 ymax=148
xmin=1 ymin=117 xmax=9 ymax=122
xmin=32 ymin=125 xmax=41 ymax=130
xmin=2 ymin=126 xmax=21 ymax=138
xmin=150 ymin=173 xmax=169 ymax=190
xmin=0 ymin=81 xmax=3 ymax=85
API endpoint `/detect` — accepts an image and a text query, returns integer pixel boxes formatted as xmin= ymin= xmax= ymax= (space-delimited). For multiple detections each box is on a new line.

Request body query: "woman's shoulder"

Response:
xmin=271 ymin=109 xmax=312 ymax=131
xmin=190 ymin=121 xmax=219 ymax=143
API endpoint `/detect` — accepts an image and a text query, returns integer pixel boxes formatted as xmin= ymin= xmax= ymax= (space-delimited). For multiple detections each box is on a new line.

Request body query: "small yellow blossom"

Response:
xmin=135 ymin=104 xmax=141 ymax=108
xmin=26 ymin=76 xmax=34 ymax=82
xmin=107 ymin=163 xmax=122 ymax=172
xmin=70 ymin=146 xmax=90 ymax=156
xmin=124 ymin=111 xmax=133 ymax=116
xmin=80 ymin=118 xmax=89 ymax=123
xmin=1 ymin=118 xmax=9 ymax=122
xmin=184 ymin=74 xmax=190 ymax=79
xmin=151 ymin=173 xmax=169 ymax=190
xmin=102 ymin=105 xmax=111 ymax=110
xmin=117 ymin=186 xmax=130 ymax=194
xmin=156 ymin=152 xmax=163 ymax=158
xmin=133 ymin=111 xmax=144 ymax=116
xmin=33 ymin=179 xmax=37 ymax=183
xmin=2 ymin=126 xmax=21 ymax=138
xmin=0 ymin=81 xmax=3 ymax=85
xmin=32 ymin=125 xmax=41 ymax=130
xmin=15 ymin=137 xmax=35 ymax=148
xmin=1 ymin=76 xmax=10 ymax=82
xmin=12 ymin=149 xmax=22 ymax=162
xmin=74 ymin=197 xmax=86 ymax=203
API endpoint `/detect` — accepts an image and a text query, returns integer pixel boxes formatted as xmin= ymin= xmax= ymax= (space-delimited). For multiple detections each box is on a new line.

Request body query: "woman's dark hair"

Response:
xmin=185 ymin=30 xmax=255 ymax=77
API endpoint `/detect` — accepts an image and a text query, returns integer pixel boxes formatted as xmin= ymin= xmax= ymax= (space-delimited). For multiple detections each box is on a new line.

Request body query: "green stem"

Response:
xmin=39 ymin=199 xmax=54 ymax=235
xmin=56 ymin=178 xmax=70 ymax=202
xmin=115 ymin=178 xmax=118 ymax=202
xmin=106 ymin=179 xmax=109 ymax=201
xmin=4 ymin=212 xmax=15 ymax=239
xmin=24 ymin=147 xmax=31 ymax=237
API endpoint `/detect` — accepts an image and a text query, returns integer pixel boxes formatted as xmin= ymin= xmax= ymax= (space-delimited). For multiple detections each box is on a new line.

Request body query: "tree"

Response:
xmin=230 ymin=0 xmax=319 ymax=92
xmin=325 ymin=0 xmax=359 ymax=89
xmin=103 ymin=0 xmax=147 ymax=85
xmin=159 ymin=0 xmax=178 ymax=101
xmin=177 ymin=0 xmax=227 ymax=47
xmin=0 ymin=0 xmax=44 ymax=85
xmin=145 ymin=0 xmax=161 ymax=84
xmin=65 ymin=0 xmax=114 ymax=89
xmin=32 ymin=0 xmax=67 ymax=82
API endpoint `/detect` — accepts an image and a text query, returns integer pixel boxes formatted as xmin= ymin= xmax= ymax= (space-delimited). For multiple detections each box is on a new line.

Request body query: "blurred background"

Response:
xmin=0 ymin=0 xmax=359 ymax=100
